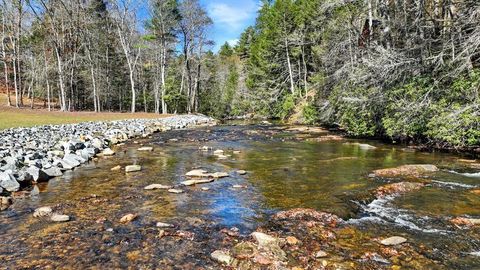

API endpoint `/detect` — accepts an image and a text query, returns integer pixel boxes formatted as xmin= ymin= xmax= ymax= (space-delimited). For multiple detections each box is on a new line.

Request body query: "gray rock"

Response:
xmin=62 ymin=154 xmax=82 ymax=167
xmin=125 ymin=165 xmax=141 ymax=172
xmin=0 ymin=172 xmax=20 ymax=192
xmin=51 ymin=214 xmax=70 ymax=222
xmin=26 ymin=166 xmax=51 ymax=182
xmin=43 ymin=166 xmax=63 ymax=177
xmin=380 ymin=236 xmax=407 ymax=246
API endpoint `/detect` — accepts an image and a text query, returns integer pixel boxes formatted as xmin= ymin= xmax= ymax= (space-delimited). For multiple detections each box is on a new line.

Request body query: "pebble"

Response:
xmin=286 ymin=236 xmax=299 ymax=245
xmin=380 ymin=236 xmax=407 ymax=246
xmin=168 ymin=189 xmax=184 ymax=194
xmin=201 ymin=187 xmax=210 ymax=191
xmin=315 ymin=251 xmax=328 ymax=258
xmin=237 ymin=170 xmax=247 ymax=175
xmin=120 ymin=213 xmax=137 ymax=223
xmin=125 ymin=165 xmax=142 ymax=173
xmin=110 ymin=165 xmax=122 ymax=171
xmin=138 ymin=146 xmax=154 ymax=151
xmin=156 ymin=222 xmax=175 ymax=228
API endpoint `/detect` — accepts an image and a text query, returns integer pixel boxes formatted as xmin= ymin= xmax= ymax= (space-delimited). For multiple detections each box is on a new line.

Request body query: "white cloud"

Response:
xmin=207 ymin=1 xmax=257 ymax=31
xmin=227 ymin=39 xmax=239 ymax=46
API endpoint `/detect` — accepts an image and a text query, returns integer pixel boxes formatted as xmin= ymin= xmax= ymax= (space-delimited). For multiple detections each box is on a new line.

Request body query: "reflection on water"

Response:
xmin=1 ymin=123 xmax=480 ymax=268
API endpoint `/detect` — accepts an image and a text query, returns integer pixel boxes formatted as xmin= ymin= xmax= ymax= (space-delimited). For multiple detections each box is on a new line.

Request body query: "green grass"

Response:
xmin=0 ymin=95 xmax=170 ymax=130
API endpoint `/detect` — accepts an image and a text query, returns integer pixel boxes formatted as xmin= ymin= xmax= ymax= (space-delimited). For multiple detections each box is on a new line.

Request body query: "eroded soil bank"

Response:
xmin=1 ymin=123 xmax=480 ymax=269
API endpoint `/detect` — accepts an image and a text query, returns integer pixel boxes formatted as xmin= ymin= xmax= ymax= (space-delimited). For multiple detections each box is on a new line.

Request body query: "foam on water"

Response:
xmin=349 ymin=196 xmax=449 ymax=234
xmin=447 ymin=170 xmax=480 ymax=178
xmin=468 ymin=251 xmax=480 ymax=256
xmin=431 ymin=180 xmax=477 ymax=189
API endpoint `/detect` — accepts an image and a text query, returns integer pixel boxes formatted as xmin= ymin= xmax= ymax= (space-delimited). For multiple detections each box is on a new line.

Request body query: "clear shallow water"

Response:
xmin=1 ymin=123 xmax=480 ymax=268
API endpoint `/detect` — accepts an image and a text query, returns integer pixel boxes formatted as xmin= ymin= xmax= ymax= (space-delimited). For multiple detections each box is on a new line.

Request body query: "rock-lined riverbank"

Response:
xmin=0 ymin=115 xmax=215 ymax=199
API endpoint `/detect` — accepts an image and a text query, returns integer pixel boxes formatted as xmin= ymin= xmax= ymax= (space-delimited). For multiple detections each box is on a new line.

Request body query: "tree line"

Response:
xmin=1 ymin=0 xmax=214 ymax=114
xmin=235 ymin=0 xmax=479 ymax=148
xmin=1 ymin=0 xmax=479 ymax=147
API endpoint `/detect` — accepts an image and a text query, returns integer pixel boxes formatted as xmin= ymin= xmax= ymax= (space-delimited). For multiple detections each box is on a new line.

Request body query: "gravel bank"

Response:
xmin=0 ymin=114 xmax=215 ymax=197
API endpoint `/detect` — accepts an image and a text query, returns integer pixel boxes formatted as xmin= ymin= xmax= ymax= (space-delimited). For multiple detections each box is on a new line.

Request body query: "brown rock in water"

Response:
xmin=273 ymin=208 xmax=341 ymax=228
xmin=450 ymin=217 xmax=480 ymax=227
xmin=0 ymin=196 xmax=12 ymax=211
xmin=120 ymin=213 xmax=137 ymax=223
xmin=286 ymin=236 xmax=299 ymax=245
xmin=373 ymin=164 xmax=438 ymax=178
xmin=375 ymin=182 xmax=425 ymax=198
xmin=232 ymin=242 xmax=257 ymax=259
xmin=110 ymin=165 xmax=122 ymax=171
xmin=307 ymin=135 xmax=344 ymax=142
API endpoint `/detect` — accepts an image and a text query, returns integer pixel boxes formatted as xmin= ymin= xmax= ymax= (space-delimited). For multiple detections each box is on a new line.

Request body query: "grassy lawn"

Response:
xmin=0 ymin=95 xmax=170 ymax=130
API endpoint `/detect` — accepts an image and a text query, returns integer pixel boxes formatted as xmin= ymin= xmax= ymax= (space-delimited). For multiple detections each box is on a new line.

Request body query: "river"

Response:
xmin=1 ymin=123 xmax=479 ymax=269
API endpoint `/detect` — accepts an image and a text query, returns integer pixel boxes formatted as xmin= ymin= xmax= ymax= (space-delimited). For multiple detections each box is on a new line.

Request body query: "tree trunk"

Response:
xmin=285 ymin=38 xmax=295 ymax=95
xmin=54 ymin=45 xmax=67 ymax=111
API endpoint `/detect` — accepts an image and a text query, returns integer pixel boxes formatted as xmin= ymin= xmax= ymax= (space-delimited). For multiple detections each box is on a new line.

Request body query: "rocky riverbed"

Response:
xmin=1 ymin=122 xmax=480 ymax=269
xmin=0 ymin=114 xmax=215 ymax=207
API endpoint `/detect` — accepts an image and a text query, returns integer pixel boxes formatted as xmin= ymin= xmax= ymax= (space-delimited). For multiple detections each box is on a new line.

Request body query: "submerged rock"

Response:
xmin=373 ymin=164 xmax=438 ymax=178
xmin=450 ymin=217 xmax=480 ymax=227
xmin=375 ymin=182 xmax=425 ymax=198
xmin=125 ymin=165 xmax=142 ymax=172
xmin=251 ymin=232 xmax=279 ymax=247
xmin=211 ymin=250 xmax=232 ymax=265
xmin=380 ymin=236 xmax=407 ymax=246
xmin=211 ymin=172 xmax=229 ymax=178
xmin=232 ymin=242 xmax=257 ymax=259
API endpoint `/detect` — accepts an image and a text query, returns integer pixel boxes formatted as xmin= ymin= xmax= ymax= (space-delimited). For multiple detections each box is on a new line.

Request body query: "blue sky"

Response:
xmin=201 ymin=0 xmax=260 ymax=51
xmin=136 ymin=0 xmax=260 ymax=52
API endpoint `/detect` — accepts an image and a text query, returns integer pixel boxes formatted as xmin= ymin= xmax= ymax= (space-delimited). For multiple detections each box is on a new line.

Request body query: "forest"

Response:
xmin=1 ymin=0 xmax=479 ymax=148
